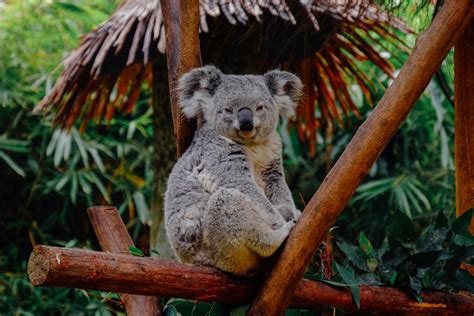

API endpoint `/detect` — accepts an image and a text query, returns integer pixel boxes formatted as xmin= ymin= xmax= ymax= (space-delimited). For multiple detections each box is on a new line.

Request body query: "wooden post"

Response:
xmin=160 ymin=0 xmax=202 ymax=157
xmin=87 ymin=206 xmax=161 ymax=316
xmin=28 ymin=246 xmax=474 ymax=315
xmin=248 ymin=1 xmax=474 ymax=315
xmin=455 ymin=19 xmax=474 ymax=234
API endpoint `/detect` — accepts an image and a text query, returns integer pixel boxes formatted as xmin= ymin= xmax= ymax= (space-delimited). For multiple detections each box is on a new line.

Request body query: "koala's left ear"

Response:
xmin=178 ymin=66 xmax=223 ymax=119
xmin=264 ymin=70 xmax=303 ymax=118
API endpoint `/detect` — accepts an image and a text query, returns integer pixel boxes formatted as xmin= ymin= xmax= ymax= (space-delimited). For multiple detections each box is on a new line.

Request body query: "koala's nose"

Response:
xmin=237 ymin=107 xmax=254 ymax=131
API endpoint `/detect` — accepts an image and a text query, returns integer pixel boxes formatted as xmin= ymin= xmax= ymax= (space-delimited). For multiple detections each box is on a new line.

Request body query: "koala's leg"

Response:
xmin=205 ymin=188 xmax=295 ymax=259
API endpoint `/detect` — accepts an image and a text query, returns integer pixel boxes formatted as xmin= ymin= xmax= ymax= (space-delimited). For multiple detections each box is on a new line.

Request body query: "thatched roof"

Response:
xmin=36 ymin=0 xmax=410 ymax=155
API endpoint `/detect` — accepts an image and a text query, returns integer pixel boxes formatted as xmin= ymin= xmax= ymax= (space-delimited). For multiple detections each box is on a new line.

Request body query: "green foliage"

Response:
xmin=333 ymin=210 xmax=474 ymax=303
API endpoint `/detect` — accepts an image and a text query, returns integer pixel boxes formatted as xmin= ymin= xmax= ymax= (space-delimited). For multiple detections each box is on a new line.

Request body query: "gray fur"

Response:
xmin=164 ymin=66 xmax=302 ymax=276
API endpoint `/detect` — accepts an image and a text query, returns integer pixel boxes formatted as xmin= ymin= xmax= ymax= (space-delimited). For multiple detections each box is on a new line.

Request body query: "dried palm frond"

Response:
xmin=36 ymin=0 xmax=411 ymax=153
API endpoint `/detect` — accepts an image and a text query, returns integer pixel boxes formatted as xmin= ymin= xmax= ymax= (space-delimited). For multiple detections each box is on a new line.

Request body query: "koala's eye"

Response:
xmin=224 ymin=107 xmax=233 ymax=114
xmin=256 ymin=105 xmax=264 ymax=112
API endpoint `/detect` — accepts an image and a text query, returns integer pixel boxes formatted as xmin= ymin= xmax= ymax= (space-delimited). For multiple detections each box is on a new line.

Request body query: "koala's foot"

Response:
xmin=247 ymin=218 xmax=296 ymax=258
xmin=204 ymin=188 xmax=294 ymax=267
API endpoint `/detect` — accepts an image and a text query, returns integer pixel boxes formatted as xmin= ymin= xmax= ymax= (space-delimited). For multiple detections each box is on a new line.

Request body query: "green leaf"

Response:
xmin=452 ymin=209 xmax=473 ymax=237
xmin=391 ymin=210 xmax=416 ymax=241
xmin=435 ymin=210 xmax=449 ymax=229
xmin=390 ymin=271 xmax=397 ymax=285
xmin=163 ymin=304 xmax=178 ymax=316
xmin=150 ymin=249 xmax=161 ymax=256
xmin=88 ymin=147 xmax=105 ymax=172
xmin=411 ymin=251 xmax=442 ymax=268
xmin=336 ymin=241 xmax=369 ymax=272
xmin=230 ymin=305 xmax=249 ymax=316
xmin=319 ymin=279 xmax=353 ymax=287
xmin=453 ymin=234 xmax=474 ymax=247
xmin=367 ymin=258 xmax=378 ymax=272
xmin=0 ymin=151 xmax=26 ymax=177
xmin=409 ymin=276 xmax=422 ymax=295
xmin=359 ymin=231 xmax=376 ymax=258
xmin=334 ymin=262 xmax=360 ymax=309
xmin=350 ymin=285 xmax=361 ymax=309
xmin=377 ymin=237 xmax=389 ymax=260
xmin=415 ymin=227 xmax=449 ymax=253
xmin=87 ymin=172 xmax=111 ymax=203
xmin=452 ymin=269 xmax=474 ymax=292
xmin=128 ymin=246 xmax=143 ymax=257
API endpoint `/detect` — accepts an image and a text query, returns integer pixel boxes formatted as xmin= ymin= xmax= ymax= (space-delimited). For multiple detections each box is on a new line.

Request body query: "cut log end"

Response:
xmin=28 ymin=245 xmax=50 ymax=286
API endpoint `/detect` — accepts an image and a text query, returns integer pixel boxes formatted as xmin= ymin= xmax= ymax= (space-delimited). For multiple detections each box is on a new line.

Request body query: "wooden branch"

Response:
xmin=160 ymin=0 xmax=202 ymax=157
xmin=87 ymin=206 xmax=161 ymax=316
xmin=455 ymin=19 xmax=474 ymax=232
xmin=28 ymin=246 xmax=474 ymax=314
xmin=248 ymin=1 xmax=474 ymax=315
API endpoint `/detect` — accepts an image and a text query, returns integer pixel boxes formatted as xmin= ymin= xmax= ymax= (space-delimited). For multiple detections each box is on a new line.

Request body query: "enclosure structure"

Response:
xmin=28 ymin=0 xmax=474 ymax=315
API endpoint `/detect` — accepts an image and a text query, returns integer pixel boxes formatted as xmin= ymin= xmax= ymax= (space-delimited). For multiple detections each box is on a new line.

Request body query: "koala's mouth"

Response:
xmin=239 ymin=130 xmax=257 ymax=139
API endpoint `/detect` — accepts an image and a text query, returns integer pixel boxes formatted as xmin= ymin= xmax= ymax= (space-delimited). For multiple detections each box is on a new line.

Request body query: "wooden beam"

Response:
xmin=247 ymin=1 xmax=474 ymax=315
xmin=455 ymin=18 xmax=474 ymax=234
xmin=160 ymin=0 xmax=202 ymax=157
xmin=27 ymin=246 xmax=474 ymax=314
xmin=87 ymin=206 xmax=161 ymax=316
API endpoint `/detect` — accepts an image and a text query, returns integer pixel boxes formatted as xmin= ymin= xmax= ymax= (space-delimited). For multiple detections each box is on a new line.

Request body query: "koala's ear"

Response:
xmin=264 ymin=70 xmax=303 ymax=118
xmin=178 ymin=66 xmax=223 ymax=119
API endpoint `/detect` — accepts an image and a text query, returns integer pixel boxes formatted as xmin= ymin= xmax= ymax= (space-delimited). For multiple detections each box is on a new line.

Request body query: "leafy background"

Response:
xmin=0 ymin=1 xmax=470 ymax=315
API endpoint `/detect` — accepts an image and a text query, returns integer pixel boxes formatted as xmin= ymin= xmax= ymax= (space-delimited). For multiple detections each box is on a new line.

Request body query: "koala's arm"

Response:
xmin=208 ymin=145 xmax=287 ymax=228
xmin=261 ymin=158 xmax=300 ymax=222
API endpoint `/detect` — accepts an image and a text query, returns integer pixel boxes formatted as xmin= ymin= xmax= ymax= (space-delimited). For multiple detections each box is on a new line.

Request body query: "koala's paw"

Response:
xmin=279 ymin=219 xmax=296 ymax=235
xmin=277 ymin=205 xmax=301 ymax=222
xmin=293 ymin=209 xmax=302 ymax=221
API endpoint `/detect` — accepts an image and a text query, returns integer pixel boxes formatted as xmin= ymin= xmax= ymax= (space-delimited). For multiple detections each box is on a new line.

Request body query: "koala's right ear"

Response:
xmin=177 ymin=66 xmax=222 ymax=119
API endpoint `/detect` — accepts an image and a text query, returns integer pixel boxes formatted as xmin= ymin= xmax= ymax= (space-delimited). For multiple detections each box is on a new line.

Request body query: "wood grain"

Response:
xmin=455 ymin=19 xmax=474 ymax=233
xmin=28 ymin=246 xmax=474 ymax=314
xmin=87 ymin=206 xmax=161 ymax=315
xmin=247 ymin=1 xmax=474 ymax=315
xmin=160 ymin=0 xmax=202 ymax=157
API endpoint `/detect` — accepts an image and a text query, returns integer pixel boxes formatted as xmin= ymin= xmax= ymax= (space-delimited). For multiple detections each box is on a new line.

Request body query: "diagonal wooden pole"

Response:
xmin=454 ymin=19 xmax=474 ymax=233
xmin=454 ymin=15 xmax=474 ymax=274
xmin=248 ymin=1 xmax=474 ymax=315
xmin=160 ymin=0 xmax=202 ymax=157
xmin=87 ymin=206 xmax=161 ymax=316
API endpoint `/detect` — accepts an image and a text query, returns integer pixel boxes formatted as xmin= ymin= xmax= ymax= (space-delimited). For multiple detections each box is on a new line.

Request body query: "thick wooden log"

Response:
xmin=248 ymin=1 xmax=474 ymax=315
xmin=28 ymin=246 xmax=474 ymax=314
xmin=87 ymin=206 xmax=161 ymax=316
xmin=455 ymin=19 xmax=474 ymax=233
xmin=160 ymin=0 xmax=202 ymax=157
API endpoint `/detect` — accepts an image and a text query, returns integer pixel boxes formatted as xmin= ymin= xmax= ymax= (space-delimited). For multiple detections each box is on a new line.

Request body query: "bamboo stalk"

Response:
xmin=28 ymin=246 xmax=474 ymax=314
xmin=160 ymin=0 xmax=202 ymax=157
xmin=247 ymin=1 xmax=474 ymax=315
xmin=87 ymin=206 xmax=161 ymax=316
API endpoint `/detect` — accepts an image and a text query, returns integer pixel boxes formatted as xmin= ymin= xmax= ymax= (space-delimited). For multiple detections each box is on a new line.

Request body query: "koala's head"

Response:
xmin=178 ymin=66 xmax=303 ymax=144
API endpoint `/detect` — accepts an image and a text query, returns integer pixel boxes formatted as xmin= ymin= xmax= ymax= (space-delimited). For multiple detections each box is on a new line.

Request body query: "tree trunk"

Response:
xmin=160 ymin=0 xmax=202 ymax=157
xmin=150 ymin=61 xmax=176 ymax=259
xmin=247 ymin=1 xmax=474 ymax=315
xmin=28 ymin=245 xmax=474 ymax=315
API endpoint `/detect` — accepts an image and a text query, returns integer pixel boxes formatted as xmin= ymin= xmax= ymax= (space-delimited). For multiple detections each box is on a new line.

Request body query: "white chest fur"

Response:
xmin=242 ymin=132 xmax=282 ymax=191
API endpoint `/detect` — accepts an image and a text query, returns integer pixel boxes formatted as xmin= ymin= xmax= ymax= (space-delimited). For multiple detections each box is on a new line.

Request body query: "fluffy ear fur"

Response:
xmin=178 ymin=66 xmax=223 ymax=119
xmin=264 ymin=70 xmax=303 ymax=118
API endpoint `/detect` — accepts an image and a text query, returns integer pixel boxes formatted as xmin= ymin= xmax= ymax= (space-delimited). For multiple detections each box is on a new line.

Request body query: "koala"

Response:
xmin=164 ymin=66 xmax=303 ymax=276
